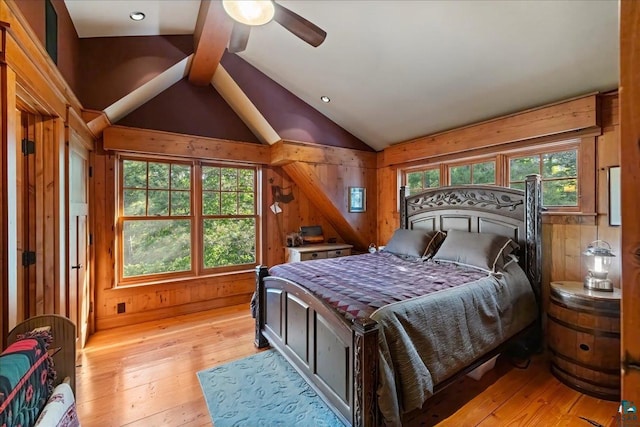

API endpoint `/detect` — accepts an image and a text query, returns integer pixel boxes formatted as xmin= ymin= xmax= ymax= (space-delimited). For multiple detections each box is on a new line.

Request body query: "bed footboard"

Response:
xmin=255 ymin=265 xmax=379 ymax=427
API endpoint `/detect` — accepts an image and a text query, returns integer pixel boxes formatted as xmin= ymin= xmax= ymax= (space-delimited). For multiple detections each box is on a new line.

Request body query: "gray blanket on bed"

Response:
xmin=371 ymin=262 xmax=537 ymax=426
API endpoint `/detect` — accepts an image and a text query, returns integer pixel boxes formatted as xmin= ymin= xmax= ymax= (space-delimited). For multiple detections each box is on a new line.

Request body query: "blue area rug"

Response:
xmin=197 ymin=349 xmax=346 ymax=427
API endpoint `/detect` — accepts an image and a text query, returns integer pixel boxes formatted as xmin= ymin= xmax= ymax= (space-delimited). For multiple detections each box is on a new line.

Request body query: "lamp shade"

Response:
xmin=583 ymin=240 xmax=615 ymax=292
xmin=222 ymin=0 xmax=275 ymax=26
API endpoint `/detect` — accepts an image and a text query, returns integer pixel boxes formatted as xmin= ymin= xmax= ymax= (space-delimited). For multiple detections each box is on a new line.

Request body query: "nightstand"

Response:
xmin=547 ymin=281 xmax=621 ymax=401
xmin=286 ymin=243 xmax=353 ymax=263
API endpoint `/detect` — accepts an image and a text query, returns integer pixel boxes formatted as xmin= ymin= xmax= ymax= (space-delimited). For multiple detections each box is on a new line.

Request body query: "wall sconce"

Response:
xmin=583 ymin=240 xmax=615 ymax=292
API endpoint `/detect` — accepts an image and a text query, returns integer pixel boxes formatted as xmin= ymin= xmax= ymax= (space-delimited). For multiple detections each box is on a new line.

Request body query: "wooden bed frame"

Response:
xmin=255 ymin=175 xmax=542 ymax=426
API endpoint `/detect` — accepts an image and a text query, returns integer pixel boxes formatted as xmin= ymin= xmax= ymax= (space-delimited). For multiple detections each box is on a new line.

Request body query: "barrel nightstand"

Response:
xmin=547 ymin=281 xmax=621 ymax=401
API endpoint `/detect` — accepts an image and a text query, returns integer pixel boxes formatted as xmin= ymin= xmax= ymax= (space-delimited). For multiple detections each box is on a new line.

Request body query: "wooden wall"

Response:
xmin=377 ymin=92 xmax=620 ymax=326
xmin=1 ymin=0 xmax=621 ymax=341
xmin=91 ymin=91 xmax=615 ymax=331
xmin=0 ymin=1 xmax=95 ymax=347
xmin=92 ymin=127 xmax=377 ymax=330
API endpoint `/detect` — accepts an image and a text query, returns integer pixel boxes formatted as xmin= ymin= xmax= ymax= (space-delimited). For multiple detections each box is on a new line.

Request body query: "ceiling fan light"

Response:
xmin=222 ymin=0 xmax=275 ymax=26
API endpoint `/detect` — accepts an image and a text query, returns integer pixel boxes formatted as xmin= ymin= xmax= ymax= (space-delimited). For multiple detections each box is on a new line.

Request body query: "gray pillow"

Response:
xmin=383 ymin=229 xmax=442 ymax=258
xmin=432 ymin=230 xmax=519 ymax=272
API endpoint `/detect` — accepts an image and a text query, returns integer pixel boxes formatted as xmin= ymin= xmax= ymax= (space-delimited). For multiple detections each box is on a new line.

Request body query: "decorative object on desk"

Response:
xmin=583 ymin=240 xmax=615 ymax=292
xmin=300 ymin=225 xmax=324 ymax=244
xmin=368 ymin=243 xmax=377 ymax=253
xmin=348 ymin=187 xmax=366 ymax=212
xmin=286 ymin=232 xmax=303 ymax=247
xmin=197 ymin=350 xmax=345 ymax=427
xmin=608 ymin=166 xmax=621 ymax=226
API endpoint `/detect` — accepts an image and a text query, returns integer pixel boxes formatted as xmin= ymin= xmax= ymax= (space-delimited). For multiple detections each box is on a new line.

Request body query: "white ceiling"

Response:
xmin=64 ymin=0 xmax=619 ymax=151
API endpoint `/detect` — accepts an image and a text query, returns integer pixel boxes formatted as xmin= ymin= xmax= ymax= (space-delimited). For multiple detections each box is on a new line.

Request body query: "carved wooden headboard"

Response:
xmin=399 ymin=174 xmax=542 ymax=308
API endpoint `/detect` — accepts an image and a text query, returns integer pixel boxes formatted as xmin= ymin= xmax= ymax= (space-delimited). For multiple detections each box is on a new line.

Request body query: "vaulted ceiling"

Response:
xmin=64 ymin=0 xmax=619 ymax=151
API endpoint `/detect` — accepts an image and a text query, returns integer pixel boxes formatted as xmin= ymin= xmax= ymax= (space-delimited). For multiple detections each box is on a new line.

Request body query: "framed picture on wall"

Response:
xmin=609 ymin=166 xmax=621 ymax=226
xmin=349 ymin=187 xmax=366 ymax=213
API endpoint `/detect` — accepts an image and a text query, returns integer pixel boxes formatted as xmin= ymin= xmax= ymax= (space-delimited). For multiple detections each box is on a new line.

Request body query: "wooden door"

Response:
xmin=68 ymin=141 xmax=90 ymax=348
xmin=620 ymin=1 xmax=640 ymax=407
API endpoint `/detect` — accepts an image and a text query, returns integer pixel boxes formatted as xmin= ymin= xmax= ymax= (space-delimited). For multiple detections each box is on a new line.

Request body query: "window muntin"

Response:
xmin=119 ymin=158 xmax=258 ymax=284
xmin=509 ymin=149 xmax=578 ymax=207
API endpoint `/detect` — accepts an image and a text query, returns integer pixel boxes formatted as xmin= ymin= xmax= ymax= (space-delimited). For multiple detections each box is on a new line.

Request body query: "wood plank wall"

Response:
xmin=377 ymin=93 xmax=620 ymax=330
xmin=92 ymin=129 xmax=377 ymax=329
xmin=93 ymin=92 xmax=612 ymax=331
xmin=0 ymin=0 xmax=621 ymax=340
xmin=0 ymin=1 xmax=96 ymax=346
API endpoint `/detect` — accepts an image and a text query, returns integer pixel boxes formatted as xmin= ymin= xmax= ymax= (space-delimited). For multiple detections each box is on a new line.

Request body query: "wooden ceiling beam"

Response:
xmin=189 ymin=0 xmax=233 ymax=86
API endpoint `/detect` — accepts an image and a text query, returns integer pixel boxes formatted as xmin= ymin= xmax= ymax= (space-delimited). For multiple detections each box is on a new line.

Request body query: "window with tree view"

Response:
xmin=509 ymin=149 xmax=578 ymax=207
xmin=119 ymin=158 xmax=258 ymax=283
xmin=406 ymin=168 xmax=440 ymax=194
xmin=201 ymin=166 xmax=256 ymax=270
xmin=450 ymin=160 xmax=495 ymax=185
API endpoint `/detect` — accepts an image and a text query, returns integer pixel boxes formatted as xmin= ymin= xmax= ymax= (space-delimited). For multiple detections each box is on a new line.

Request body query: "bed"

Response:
xmin=254 ymin=175 xmax=542 ymax=426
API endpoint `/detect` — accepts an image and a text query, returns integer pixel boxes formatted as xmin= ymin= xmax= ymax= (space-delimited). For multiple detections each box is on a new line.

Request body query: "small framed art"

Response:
xmin=349 ymin=187 xmax=366 ymax=213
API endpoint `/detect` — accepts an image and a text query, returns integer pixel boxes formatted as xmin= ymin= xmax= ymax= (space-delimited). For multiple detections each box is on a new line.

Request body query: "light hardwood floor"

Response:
xmin=75 ymin=304 xmax=619 ymax=427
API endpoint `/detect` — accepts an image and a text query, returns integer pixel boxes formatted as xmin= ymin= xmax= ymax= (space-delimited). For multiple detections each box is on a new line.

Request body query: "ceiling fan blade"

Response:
xmin=273 ymin=2 xmax=326 ymax=47
xmin=228 ymin=22 xmax=251 ymax=53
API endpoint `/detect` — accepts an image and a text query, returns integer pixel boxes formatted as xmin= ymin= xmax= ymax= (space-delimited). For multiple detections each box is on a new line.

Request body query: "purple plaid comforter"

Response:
xmin=268 ymin=251 xmax=488 ymax=323
xmin=268 ymin=251 xmax=538 ymax=425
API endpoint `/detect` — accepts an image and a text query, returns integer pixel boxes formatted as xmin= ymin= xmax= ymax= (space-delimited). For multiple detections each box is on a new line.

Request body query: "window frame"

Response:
xmin=401 ymin=139 xmax=587 ymax=213
xmin=445 ymin=157 xmax=498 ymax=186
xmin=116 ymin=154 xmax=260 ymax=286
xmin=505 ymin=143 xmax=581 ymax=212
xmin=404 ymin=165 xmax=442 ymax=194
xmin=199 ymin=162 xmax=259 ymax=275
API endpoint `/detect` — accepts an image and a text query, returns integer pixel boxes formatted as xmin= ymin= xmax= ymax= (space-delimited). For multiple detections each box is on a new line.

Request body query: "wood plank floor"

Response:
xmin=75 ymin=304 xmax=619 ymax=427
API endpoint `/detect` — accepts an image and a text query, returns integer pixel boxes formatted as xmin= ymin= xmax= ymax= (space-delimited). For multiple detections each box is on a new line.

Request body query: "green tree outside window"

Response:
xmin=120 ymin=159 xmax=258 ymax=281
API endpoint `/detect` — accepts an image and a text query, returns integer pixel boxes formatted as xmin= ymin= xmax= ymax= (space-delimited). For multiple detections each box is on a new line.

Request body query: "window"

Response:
xmin=118 ymin=158 xmax=258 ymax=284
xmin=508 ymin=149 xmax=578 ymax=207
xmin=450 ymin=160 xmax=496 ymax=185
xmin=401 ymin=142 xmax=582 ymax=211
xmin=201 ymin=166 xmax=257 ymax=270
xmin=406 ymin=168 xmax=440 ymax=194
xmin=45 ymin=0 xmax=57 ymax=64
xmin=403 ymin=159 xmax=495 ymax=192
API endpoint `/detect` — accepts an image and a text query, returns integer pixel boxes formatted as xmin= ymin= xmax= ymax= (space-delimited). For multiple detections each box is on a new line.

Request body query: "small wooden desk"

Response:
xmin=286 ymin=243 xmax=353 ymax=263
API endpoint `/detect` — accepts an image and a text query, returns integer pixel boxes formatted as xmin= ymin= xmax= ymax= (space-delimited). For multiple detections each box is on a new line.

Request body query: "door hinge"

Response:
xmin=21 ymin=139 xmax=35 ymax=155
xmin=89 ymin=234 xmax=93 ymax=245
xmin=622 ymin=352 xmax=640 ymax=375
xmin=89 ymin=302 xmax=93 ymax=313
xmin=89 ymin=166 xmax=93 ymax=178
xmin=22 ymin=251 xmax=36 ymax=267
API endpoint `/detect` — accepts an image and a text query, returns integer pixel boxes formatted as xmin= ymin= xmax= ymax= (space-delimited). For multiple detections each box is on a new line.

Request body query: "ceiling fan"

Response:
xmin=222 ymin=0 xmax=327 ymax=53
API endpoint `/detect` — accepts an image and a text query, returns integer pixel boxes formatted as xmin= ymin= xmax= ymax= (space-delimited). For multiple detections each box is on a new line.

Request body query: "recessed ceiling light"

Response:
xmin=320 ymin=96 xmax=330 ymax=103
xmin=129 ymin=11 xmax=146 ymax=21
